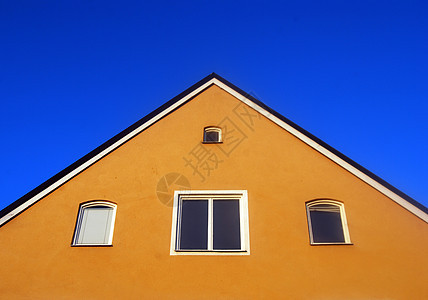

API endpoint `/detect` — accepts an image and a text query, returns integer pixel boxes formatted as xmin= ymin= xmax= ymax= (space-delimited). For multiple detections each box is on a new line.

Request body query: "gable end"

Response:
xmin=1 ymin=73 xmax=427 ymax=226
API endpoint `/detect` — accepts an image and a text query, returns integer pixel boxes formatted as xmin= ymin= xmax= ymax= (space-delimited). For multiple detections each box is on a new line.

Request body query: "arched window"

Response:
xmin=306 ymin=200 xmax=351 ymax=244
xmin=72 ymin=201 xmax=117 ymax=246
xmin=203 ymin=127 xmax=222 ymax=143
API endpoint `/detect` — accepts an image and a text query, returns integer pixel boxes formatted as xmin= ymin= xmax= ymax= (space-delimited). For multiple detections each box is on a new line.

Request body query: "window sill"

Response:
xmin=310 ymin=242 xmax=353 ymax=246
xmin=71 ymin=244 xmax=113 ymax=247
xmin=202 ymin=141 xmax=223 ymax=144
xmin=171 ymin=250 xmax=249 ymax=256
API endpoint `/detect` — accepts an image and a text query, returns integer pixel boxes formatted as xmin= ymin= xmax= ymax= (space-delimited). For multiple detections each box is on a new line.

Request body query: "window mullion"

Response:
xmin=208 ymin=198 xmax=213 ymax=250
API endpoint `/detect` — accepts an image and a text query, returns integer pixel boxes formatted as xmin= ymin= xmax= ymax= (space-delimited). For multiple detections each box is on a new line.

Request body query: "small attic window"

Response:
xmin=203 ymin=127 xmax=222 ymax=143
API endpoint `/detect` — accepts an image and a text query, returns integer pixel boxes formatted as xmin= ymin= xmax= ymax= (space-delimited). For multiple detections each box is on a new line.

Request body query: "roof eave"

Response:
xmin=1 ymin=73 xmax=426 ymax=227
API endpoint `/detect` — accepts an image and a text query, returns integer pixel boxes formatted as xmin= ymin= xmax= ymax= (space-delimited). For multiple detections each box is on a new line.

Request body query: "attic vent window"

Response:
xmin=170 ymin=190 xmax=250 ymax=255
xmin=203 ymin=127 xmax=222 ymax=143
xmin=306 ymin=200 xmax=351 ymax=245
xmin=72 ymin=201 xmax=117 ymax=246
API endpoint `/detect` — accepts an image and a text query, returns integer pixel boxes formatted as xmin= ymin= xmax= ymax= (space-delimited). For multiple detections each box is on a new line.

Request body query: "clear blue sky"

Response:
xmin=1 ymin=1 xmax=427 ymax=210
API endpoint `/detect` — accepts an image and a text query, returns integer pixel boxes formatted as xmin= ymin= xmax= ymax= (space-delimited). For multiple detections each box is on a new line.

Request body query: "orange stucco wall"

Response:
xmin=0 ymin=85 xmax=427 ymax=299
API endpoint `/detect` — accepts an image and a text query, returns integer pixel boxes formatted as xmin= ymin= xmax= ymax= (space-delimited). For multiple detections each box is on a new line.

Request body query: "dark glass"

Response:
xmin=204 ymin=131 xmax=219 ymax=142
xmin=179 ymin=200 xmax=208 ymax=250
xmin=309 ymin=204 xmax=345 ymax=243
xmin=213 ymin=200 xmax=241 ymax=250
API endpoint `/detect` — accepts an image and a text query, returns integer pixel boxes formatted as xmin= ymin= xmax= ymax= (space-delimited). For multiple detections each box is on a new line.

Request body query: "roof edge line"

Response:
xmin=1 ymin=73 xmax=427 ymax=226
xmin=212 ymin=78 xmax=428 ymax=223
xmin=0 ymin=77 xmax=218 ymax=227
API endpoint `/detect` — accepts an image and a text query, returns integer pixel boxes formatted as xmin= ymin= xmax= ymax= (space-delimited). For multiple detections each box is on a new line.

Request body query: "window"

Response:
xmin=72 ymin=201 xmax=117 ymax=246
xmin=203 ymin=126 xmax=222 ymax=143
xmin=306 ymin=200 xmax=351 ymax=245
xmin=170 ymin=190 xmax=250 ymax=255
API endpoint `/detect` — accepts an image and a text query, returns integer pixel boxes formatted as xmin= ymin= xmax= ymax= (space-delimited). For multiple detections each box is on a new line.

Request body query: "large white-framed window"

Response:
xmin=170 ymin=190 xmax=250 ymax=255
xmin=72 ymin=201 xmax=117 ymax=246
xmin=306 ymin=200 xmax=351 ymax=245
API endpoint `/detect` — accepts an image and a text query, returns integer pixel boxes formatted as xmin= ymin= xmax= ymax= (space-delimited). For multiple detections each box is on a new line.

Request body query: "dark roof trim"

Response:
xmin=0 ymin=74 xmax=216 ymax=225
xmin=213 ymin=74 xmax=428 ymax=214
xmin=1 ymin=73 xmax=426 ymax=226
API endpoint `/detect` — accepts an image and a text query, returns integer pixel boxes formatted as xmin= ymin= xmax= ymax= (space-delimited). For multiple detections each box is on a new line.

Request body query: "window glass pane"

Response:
xmin=309 ymin=204 xmax=345 ymax=243
xmin=213 ymin=200 xmax=241 ymax=250
xmin=78 ymin=206 xmax=113 ymax=244
xmin=179 ymin=200 xmax=208 ymax=250
xmin=204 ymin=131 xmax=219 ymax=142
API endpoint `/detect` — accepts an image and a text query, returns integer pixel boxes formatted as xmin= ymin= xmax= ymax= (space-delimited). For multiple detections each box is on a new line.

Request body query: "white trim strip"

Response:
xmin=212 ymin=79 xmax=428 ymax=223
xmin=1 ymin=78 xmax=427 ymax=226
xmin=0 ymin=80 xmax=216 ymax=226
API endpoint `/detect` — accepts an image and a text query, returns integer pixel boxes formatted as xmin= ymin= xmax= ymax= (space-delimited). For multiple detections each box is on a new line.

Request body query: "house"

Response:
xmin=0 ymin=73 xmax=427 ymax=299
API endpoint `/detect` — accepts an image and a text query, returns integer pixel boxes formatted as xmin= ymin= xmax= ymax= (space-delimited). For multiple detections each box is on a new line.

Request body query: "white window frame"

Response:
xmin=306 ymin=200 xmax=351 ymax=245
xmin=72 ymin=201 xmax=117 ymax=246
xmin=203 ymin=126 xmax=222 ymax=143
xmin=170 ymin=190 xmax=250 ymax=255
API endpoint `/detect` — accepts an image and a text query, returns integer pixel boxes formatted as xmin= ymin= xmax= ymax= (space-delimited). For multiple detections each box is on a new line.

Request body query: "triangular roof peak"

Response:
xmin=1 ymin=73 xmax=427 ymax=225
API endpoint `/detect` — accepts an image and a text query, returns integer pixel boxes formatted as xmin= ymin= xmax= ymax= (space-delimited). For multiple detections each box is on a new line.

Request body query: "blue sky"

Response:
xmin=1 ymin=1 xmax=427 ymax=210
